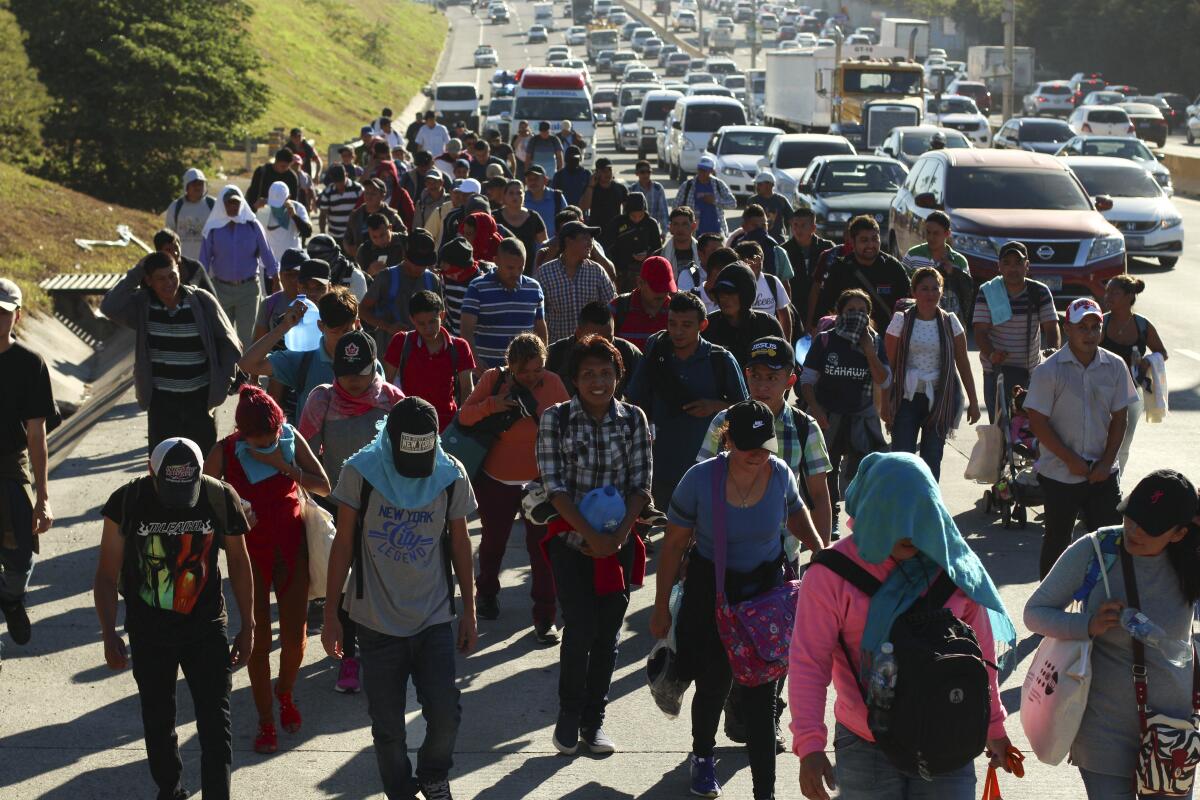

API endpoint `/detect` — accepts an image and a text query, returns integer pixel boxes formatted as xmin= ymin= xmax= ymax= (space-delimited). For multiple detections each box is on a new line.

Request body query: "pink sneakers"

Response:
xmin=335 ymin=657 xmax=361 ymax=693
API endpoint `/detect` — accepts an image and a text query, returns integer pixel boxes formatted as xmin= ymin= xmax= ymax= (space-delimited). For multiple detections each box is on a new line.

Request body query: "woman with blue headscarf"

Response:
xmin=790 ymin=452 xmax=1017 ymax=800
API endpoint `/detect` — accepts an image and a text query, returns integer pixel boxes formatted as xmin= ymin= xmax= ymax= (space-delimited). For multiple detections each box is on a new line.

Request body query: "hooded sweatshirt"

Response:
xmin=165 ymin=168 xmax=215 ymax=261
xmin=701 ymin=262 xmax=784 ymax=367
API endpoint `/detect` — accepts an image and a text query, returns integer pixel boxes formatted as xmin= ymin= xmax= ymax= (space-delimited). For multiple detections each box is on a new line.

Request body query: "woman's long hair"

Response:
xmin=1168 ymin=523 xmax=1200 ymax=604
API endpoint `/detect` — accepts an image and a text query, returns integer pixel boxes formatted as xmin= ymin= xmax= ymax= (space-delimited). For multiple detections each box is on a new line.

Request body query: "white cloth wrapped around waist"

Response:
xmin=1144 ymin=352 xmax=1168 ymax=423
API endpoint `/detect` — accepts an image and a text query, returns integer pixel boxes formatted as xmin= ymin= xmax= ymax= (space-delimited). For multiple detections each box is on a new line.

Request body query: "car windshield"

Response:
xmin=751 ymin=75 xmax=766 ymax=92
xmin=514 ymin=95 xmax=593 ymax=122
xmin=1121 ymin=103 xmax=1160 ymax=116
xmin=816 ymin=161 xmax=907 ymax=193
xmin=1040 ymin=84 xmax=1071 ymax=95
xmin=1088 ymin=93 xmax=1124 ymax=104
xmin=437 ymin=86 xmax=476 ymax=101
xmin=593 ymin=90 xmax=616 ymax=104
xmin=591 ymin=31 xmax=618 ymax=44
xmin=1019 ymin=120 xmax=1073 ymax=142
xmin=620 ymin=87 xmax=650 ymax=106
xmin=488 ymin=99 xmax=512 ymax=113
xmin=669 ymin=53 xmax=691 ymax=62
xmin=777 ymin=140 xmax=853 ymax=169
xmin=622 ymin=107 xmax=641 ymax=123
xmin=947 ymin=168 xmax=1091 ymax=210
xmin=687 ymin=73 xmax=715 ymax=84
xmin=929 ymin=97 xmax=979 ymax=114
xmin=724 ymin=76 xmax=746 ymax=89
xmin=684 ymin=104 xmax=746 ymax=132
xmin=612 ymin=53 xmax=635 ymax=63
xmin=718 ymin=130 xmax=778 ymax=154
xmin=842 ymin=69 xmax=923 ymax=95
xmin=643 ymin=98 xmax=678 ymax=121
xmin=1071 ymin=165 xmax=1161 ymax=198
xmin=1088 ymin=109 xmax=1130 ymax=123
xmin=1073 ymin=139 xmax=1155 ymax=161
xmin=900 ymin=130 xmax=969 ymax=155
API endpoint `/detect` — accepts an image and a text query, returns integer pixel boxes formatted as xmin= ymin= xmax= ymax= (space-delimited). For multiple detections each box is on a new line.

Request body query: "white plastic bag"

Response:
xmin=964 ymin=424 xmax=1003 ymax=484
xmin=301 ymin=490 xmax=336 ymax=600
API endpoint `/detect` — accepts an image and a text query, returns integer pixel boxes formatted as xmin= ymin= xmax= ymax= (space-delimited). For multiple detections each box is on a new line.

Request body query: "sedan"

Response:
xmin=795 ymin=155 xmax=908 ymax=241
xmin=1022 ymin=81 xmax=1075 ymax=117
xmin=1082 ymin=90 xmax=1126 ymax=106
xmin=704 ymin=125 xmax=785 ymax=198
xmin=665 ymin=52 xmax=692 ymax=76
xmin=874 ymin=125 xmax=971 ymax=169
xmin=925 ymin=95 xmax=991 ymax=146
xmin=616 ymin=107 xmax=642 ymax=152
xmin=992 ymin=117 xmax=1076 ymax=154
xmin=1119 ymin=102 xmax=1168 ymax=147
xmin=642 ymin=38 xmax=663 ymax=60
xmin=565 ymin=26 xmax=587 ymax=46
xmin=1063 ymin=156 xmax=1183 ymax=268
xmin=592 ymin=88 xmax=617 ymax=125
xmin=527 ymin=25 xmax=548 ymax=43
xmin=657 ymin=44 xmax=680 ymax=67
xmin=1155 ymin=92 xmax=1190 ymax=132
xmin=474 ymin=45 xmax=498 ymax=69
xmin=1054 ymin=135 xmax=1173 ymax=195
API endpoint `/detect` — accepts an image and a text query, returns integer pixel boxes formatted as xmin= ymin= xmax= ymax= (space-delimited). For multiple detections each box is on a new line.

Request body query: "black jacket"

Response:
xmin=701 ymin=262 xmax=784 ymax=367
xmin=815 ymin=251 xmax=911 ymax=331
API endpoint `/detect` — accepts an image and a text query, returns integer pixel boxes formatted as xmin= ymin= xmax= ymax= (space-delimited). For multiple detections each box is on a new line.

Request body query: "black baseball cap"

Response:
xmin=333 ymin=330 xmax=377 ymax=378
xmin=150 ymin=438 xmax=205 ymax=510
xmin=747 ymin=336 xmax=795 ymax=371
xmin=407 ymin=229 xmax=438 ymax=267
xmin=559 ymin=220 xmax=601 ymax=240
xmin=440 ymin=237 xmax=474 ymax=269
xmin=1119 ymin=469 xmax=1199 ymax=536
xmin=386 ymin=397 xmax=441 ymax=478
xmin=725 ymin=400 xmax=778 ymax=454
xmin=306 ymin=234 xmax=341 ymax=262
xmin=625 ymin=192 xmax=647 ymax=213
xmin=998 ymin=241 xmax=1027 ymax=260
xmin=538 ymin=121 xmax=551 ymax=131
xmin=595 ymin=157 xmax=613 ymax=171
xmin=280 ymin=248 xmax=308 ymax=272
xmin=525 ymin=164 xmax=546 ymax=177
xmin=298 ymin=259 xmax=331 ymax=285
xmin=415 ymin=150 xmax=434 ymax=166
xmin=565 ymin=145 xmax=582 ymax=160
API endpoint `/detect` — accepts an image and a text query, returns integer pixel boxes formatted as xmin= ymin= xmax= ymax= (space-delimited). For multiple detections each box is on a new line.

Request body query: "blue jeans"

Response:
xmin=1079 ymin=768 xmax=1194 ymax=800
xmin=359 ymin=622 xmax=461 ymax=799
xmin=889 ymin=394 xmax=947 ymax=481
xmin=0 ymin=478 xmax=34 ymax=603
xmin=832 ymin=723 xmax=976 ymax=800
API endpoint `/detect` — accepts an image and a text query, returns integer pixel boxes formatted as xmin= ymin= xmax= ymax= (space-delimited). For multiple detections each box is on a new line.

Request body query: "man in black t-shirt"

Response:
xmin=94 ymin=437 xmax=254 ymax=800
xmin=0 ymin=279 xmax=60 ymax=645
xmin=544 ymin=300 xmax=642 ymax=399
xmin=580 ymin=157 xmax=628 ymax=232
xmin=814 ymin=215 xmax=911 ymax=331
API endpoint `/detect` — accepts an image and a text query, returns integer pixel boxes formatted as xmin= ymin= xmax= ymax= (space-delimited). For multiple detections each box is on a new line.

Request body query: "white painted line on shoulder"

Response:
xmin=1176 ymin=348 xmax=1200 ymax=363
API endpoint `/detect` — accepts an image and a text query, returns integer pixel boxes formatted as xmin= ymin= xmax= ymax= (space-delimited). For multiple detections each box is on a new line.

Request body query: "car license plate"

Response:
xmin=1125 ymin=236 xmax=1144 ymax=249
xmin=1041 ymin=275 xmax=1063 ymax=291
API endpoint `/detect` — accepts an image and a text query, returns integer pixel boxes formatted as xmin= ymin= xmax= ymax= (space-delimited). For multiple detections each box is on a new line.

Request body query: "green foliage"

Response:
xmin=0 ymin=2 xmax=50 ymax=169
xmin=9 ymin=0 xmax=268 ymax=209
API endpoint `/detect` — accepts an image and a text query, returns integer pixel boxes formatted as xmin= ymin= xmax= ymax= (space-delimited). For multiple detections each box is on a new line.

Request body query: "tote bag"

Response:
xmin=1021 ymin=534 xmax=1111 ymax=765
xmin=301 ymin=489 xmax=338 ymax=600
xmin=964 ymin=424 xmax=1003 ymax=484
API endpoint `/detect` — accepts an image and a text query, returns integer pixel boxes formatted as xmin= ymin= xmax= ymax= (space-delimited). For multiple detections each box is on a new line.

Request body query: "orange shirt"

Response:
xmin=458 ymin=367 xmax=569 ymax=483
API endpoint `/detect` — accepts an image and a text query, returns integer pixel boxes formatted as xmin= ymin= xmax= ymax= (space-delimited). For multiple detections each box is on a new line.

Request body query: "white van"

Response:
xmin=667 ymin=96 xmax=747 ymax=179
xmin=638 ymin=89 xmax=684 ymax=159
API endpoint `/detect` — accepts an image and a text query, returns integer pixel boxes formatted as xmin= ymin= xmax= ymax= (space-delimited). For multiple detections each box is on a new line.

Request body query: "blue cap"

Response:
xmin=697 ymin=155 xmax=716 ymax=171
xmin=360 ymin=125 xmax=373 ymax=135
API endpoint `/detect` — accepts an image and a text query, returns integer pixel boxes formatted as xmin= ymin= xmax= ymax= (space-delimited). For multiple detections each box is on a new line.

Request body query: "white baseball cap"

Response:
xmin=0 ymin=278 xmax=22 ymax=312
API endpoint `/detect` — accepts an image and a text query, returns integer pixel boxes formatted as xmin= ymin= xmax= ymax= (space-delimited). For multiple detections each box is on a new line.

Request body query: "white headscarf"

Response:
xmin=201 ymin=184 xmax=258 ymax=239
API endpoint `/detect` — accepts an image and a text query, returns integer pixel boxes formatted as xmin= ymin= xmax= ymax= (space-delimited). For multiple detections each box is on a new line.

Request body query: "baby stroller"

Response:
xmin=982 ymin=372 xmax=1045 ymax=529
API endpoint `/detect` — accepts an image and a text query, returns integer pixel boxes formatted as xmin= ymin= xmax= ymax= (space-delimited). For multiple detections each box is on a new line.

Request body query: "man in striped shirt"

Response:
xmin=317 ymin=165 xmax=363 ymax=241
xmin=536 ymin=221 xmax=617 ymax=342
xmin=460 ymin=238 xmax=548 ymax=369
xmin=100 ymin=253 xmax=241 ymax=455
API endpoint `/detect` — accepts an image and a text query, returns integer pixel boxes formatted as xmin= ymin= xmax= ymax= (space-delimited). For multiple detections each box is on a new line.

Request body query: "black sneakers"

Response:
xmin=534 ymin=620 xmax=559 ymax=646
xmin=553 ymin=713 xmax=580 ymax=755
xmin=0 ymin=598 xmax=30 ymax=645
xmin=476 ymin=594 xmax=499 ymax=621
xmin=580 ymin=726 xmax=616 ymax=754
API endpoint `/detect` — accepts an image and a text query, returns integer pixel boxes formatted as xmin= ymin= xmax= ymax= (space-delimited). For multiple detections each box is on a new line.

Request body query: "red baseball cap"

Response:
xmin=640 ymin=256 xmax=677 ymax=294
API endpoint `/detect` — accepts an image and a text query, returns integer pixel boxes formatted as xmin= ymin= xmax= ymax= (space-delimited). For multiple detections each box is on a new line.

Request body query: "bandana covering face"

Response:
xmin=835 ymin=308 xmax=870 ymax=344
xmin=344 ymin=419 xmax=462 ymax=509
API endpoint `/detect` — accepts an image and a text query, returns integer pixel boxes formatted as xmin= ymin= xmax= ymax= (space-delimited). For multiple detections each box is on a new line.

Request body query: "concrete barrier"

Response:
xmin=618 ymin=1 xmax=703 ymax=59
xmin=1162 ymin=152 xmax=1200 ymax=198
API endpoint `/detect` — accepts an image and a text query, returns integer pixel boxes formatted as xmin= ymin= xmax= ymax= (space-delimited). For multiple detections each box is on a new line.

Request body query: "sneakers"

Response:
xmin=254 ymin=721 xmax=278 ymax=754
xmin=1 ymin=598 xmax=31 ymax=645
xmin=419 ymin=779 xmax=453 ymax=800
xmin=639 ymin=503 xmax=668 ymax=527
xmin=689 ymin=754 xmax=721 ymax=797
xmin=533 ymin=620 xmax=559 ymax=646
xmin=276 ymin=686 xmax=302 ymax=734
xmin=335 ymin=657 xmax=361 ymax=693
xmin=774 ymin=719 xmax=787 ymax=754
xmin=552 ymin=713 xmax=580 ymax=755
xmin=580 ymin=726 xmax=616 ymax=754
xmin=476 ymin=594 xmax=499 ymax=621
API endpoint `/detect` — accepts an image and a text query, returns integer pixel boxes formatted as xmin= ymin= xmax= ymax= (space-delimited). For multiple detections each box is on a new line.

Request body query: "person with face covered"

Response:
xmin=792 ymin=452 xmax=1016 ymax=800
xmin=203 ymin=385 xmax=330 ymax=755
xmin=701 ymin=262 xmax=784 ymax=368
xmin=94 ymin=437 xmax=256 ymax=800
xmin=322 ymin=397 xmax=478 ymax=800
xmin=800 ymin=289 xmax=890 ymax=532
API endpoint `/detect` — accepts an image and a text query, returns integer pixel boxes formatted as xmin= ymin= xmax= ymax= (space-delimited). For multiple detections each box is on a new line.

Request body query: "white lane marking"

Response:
xmin=1176 ymin=348 xmax=1200 ymax=363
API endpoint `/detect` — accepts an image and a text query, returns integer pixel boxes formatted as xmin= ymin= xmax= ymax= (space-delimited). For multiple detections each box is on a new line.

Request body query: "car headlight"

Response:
xmin=1161 ymin=215 xmax=1183 ymax=229
xmin=642 ymin=126 xmax=655 ymax=135
xmin=953 ymin=233 xmax=997 ymax=258
xmin=1156 ymin=172 xmax=1172 ymax=187
xmin=1087 ymin=234 xmax=1126 ymax=261
xmin=826 ymin=211 xmax=851 ymax=223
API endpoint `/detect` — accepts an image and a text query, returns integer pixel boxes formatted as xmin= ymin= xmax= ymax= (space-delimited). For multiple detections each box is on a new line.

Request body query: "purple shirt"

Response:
xmin=198 ymin=221 xmax=279 ymax=282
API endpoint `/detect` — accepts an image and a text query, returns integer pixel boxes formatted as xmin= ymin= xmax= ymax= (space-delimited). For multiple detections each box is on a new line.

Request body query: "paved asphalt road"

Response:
xmin=3 ymin=2 xmax=1199 ymax=799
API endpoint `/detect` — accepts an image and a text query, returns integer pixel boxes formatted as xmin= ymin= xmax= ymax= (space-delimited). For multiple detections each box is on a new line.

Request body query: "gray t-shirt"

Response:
xmin=166 ymin=197 xmax=215 ymax=262
xmin=332 ymin=461 xmax=477 ymax=637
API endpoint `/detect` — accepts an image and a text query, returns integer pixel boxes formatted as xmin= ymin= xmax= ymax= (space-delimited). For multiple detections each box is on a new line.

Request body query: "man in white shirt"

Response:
xmin=415 ymin=111 xmax=451 ymax=155
xmin=733 ymin=240 xmax=791 ymax=341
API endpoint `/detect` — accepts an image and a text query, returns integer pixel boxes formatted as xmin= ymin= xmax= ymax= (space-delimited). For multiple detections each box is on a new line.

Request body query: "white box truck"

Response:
xmin=879 ymin=18 xmax=930 ymax=61
xmin=763 ymin=44 xmax=924 ymax=148
xmin=967 ymin=45 xmax=1036 ymax=96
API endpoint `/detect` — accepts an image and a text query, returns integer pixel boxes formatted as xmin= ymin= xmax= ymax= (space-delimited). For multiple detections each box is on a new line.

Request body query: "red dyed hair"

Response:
xmin=235 ymin=384 xmax=284 ymax=437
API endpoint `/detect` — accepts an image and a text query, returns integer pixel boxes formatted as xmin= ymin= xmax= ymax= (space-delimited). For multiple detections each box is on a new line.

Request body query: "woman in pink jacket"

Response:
xmin=790 ymin=452 xmax=1017 ymax=800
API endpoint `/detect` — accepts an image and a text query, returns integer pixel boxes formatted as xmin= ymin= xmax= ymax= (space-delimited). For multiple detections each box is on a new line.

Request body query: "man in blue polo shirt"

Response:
xmin=237 ymin=286 xmax=381 ymax=423
xmin=459 ymin=238 xmax=548 ymax=369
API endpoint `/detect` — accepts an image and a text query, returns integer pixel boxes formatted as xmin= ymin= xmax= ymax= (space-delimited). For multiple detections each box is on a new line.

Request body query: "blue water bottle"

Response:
xmin=579 ymin=486 xmax=624 ymax=534
xmin=283 ymin=295 xmax=322 ymax=351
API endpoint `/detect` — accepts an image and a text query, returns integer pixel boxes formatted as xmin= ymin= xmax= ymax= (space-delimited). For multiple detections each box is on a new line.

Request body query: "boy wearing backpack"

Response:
xmin=164 ymin=167 xmax=216 ymax=261
xmin=359 ymin=228 xmax=445 ymax=353
xmin=322 ymin=397 xmax=478 ymax=800
xmin=791 ymin=452 xmax=1015 ymax=800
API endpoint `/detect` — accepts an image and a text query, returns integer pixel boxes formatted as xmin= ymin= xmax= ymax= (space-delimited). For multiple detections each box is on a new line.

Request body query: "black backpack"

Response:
xmin=811 ymin=549 xmax=991 ymax=779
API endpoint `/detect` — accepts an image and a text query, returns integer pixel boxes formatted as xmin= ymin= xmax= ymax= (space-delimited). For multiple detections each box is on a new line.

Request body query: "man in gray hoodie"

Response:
xmin=164 ymin=168 xmax=215 ymax=262
xmin=101 ymin=252 xmax=242 ymax=454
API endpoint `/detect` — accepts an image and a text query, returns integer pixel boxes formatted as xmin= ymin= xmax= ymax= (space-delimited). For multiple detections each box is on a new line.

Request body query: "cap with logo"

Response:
xmin=697 ymin=155 xmax=716 ymax=171
xmin=150 ymin=437 xmax=206 ymax=510
xmin=1066 ymin=297 xmax=1103 ymax=324
xmin=279 ymin=248 xmax=308 ymax=273
xmin=407 ymin=229 xmax=438 ymax=268
xmin=0 ymin=278 xmax=23 ymax=312
xmin=725 ymin=400 xmax=778 ymax=454
xmin=387 ymin=396 xmax=441 ymax=478
xmin=1118 ymin=469 xmax=1198 ymax=536
xmin=640 ymin=256 xmax=677 ymax=294
xmin=747 ymin=336 xmax=795 ymax=371
xmin=334 ymin=330 xmax=377 ymax=378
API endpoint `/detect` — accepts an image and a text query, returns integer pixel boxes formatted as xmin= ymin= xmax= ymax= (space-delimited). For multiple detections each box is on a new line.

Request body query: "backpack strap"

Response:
xmin=440 ymin=481 xmax=458 ymax=617
xmin=613 ymin=294 xmax=633 ymax=333
xmin=202 ymin=477 xmax=229 ymax=536
xmin=1134 ymin=314 xmax=1150 ymax=353
xmin=296 ymin=350 xmax=316 ymax=401
xmin=787 ymin=406 xmax=813 ymax=509
xmin=918 ymin=570 xmax=959 ymax=612
xmin=708 ymin=346 xmax=730 ymax=402
xmin=353 ymin=477 xmax=374 ymax=600
xmin=811 ymin=548 xmax=883 ymax=596
xmin=397 ymin=333 xmax=416 ymax=392
xmin=171 ymin=197 xmax=184 ymax=230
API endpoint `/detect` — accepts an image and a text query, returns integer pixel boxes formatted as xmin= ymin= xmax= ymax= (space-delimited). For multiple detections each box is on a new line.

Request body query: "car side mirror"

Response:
xmin=1094 ymin=194 xmax=1114 ymax=212
xmin=914 ymin=192 xmax=941 ymax=210
xmin=1155 ymin=151 xmax=1165 ymax=161
xmin=881 ymin=146 xmax=894 ymax=157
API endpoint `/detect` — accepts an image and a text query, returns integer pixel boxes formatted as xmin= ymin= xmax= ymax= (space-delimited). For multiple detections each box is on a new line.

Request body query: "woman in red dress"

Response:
xmin=204 ymin=385 xmax=330 ymax=754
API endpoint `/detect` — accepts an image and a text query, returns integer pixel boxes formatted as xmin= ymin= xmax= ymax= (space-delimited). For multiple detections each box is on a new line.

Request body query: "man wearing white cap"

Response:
xmin=751 ymin=171 xmax=793 ymax=240
xmin=165 ymin=168 xmax=216 ymax=262
xmin=1025 ymin=296 xmax=1138 ymax=578
xmin=94 ymin=436 xmax=255 ymax=800
xmin=674 ymin=156 xmax=736 ymax=237
xmin=0 ymin=278 xmax=60 ymax=645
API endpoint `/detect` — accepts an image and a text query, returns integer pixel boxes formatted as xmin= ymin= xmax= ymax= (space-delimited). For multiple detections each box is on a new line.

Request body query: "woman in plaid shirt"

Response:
xmin=535 ymin=335 xmax=652 ymax=758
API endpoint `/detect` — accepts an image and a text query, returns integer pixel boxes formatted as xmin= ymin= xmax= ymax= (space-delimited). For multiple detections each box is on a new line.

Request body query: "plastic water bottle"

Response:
xmin=1121 ymin=608 xmax=1191 ymax=667
xmin=867 ymin=642 xmax=899 ymax=734
xmin=283 ymin=295 xmax=321 ymax=351
xmin=579 ymin=486 xmax=624 ymax=534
